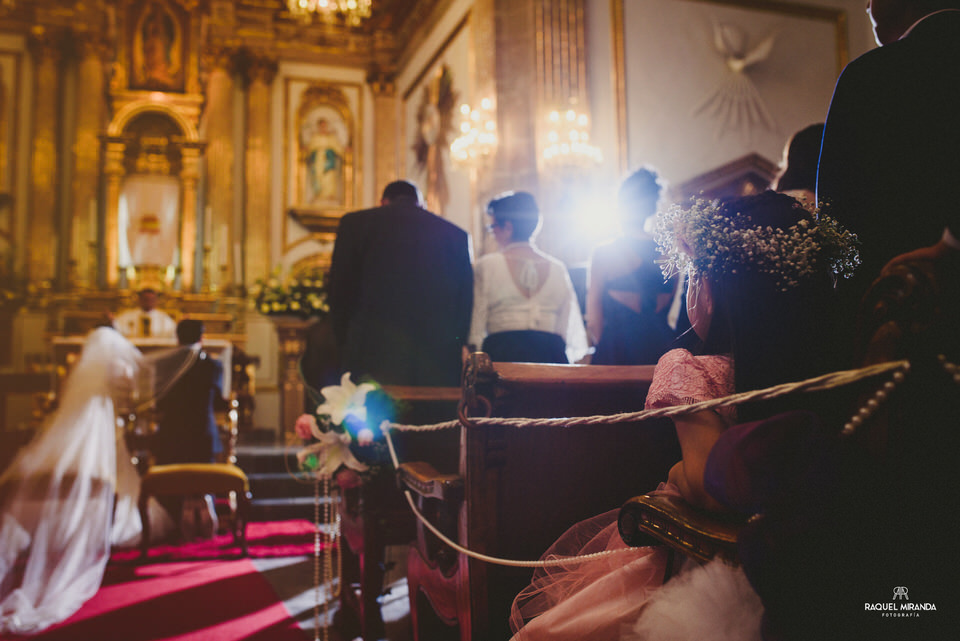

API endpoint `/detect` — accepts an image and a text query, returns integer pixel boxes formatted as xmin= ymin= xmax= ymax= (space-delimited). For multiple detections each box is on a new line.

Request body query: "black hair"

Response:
xmin=381 ymin=180 xmax=421 ymax=205
xmin=486 ymin=191 xmax=541 ymax=242
xmin=617 ymin=167 xmax=664 ymax=229
xmin=698 ymin=191 xmax=839 ymax=421
xmin=773 ymin=123 xmax=824 ymax=193
xmin=176 ymin=319 xmax=204 ymax=345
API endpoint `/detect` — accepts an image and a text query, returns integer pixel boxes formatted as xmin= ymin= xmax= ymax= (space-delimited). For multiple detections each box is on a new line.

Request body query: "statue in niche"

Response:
xmin=412 ymin=64 xmax=457 ymax=214
xmin=131 ymin=1 xmax=183 ymax=91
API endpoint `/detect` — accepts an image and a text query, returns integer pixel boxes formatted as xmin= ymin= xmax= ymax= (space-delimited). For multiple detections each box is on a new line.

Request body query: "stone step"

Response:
xmin=250 ymin=495 xmax=336 ymax=522
xmin=235 ymin=444 xmax=302 ymax=474
xmin=246 ymin=471 xmax=316 ymax=499
xmin=235 ymin=441 xmax=340 ymax=522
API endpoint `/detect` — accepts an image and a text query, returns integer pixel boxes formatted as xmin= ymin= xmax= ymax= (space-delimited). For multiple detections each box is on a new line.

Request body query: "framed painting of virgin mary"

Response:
xmin=129 ymin=0 xmax=187 ymax=92
xmin=285 ymin=80 xmax=360 ymax=238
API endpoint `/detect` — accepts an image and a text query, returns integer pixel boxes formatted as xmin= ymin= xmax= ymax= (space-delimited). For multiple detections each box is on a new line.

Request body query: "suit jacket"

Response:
xmin=154 ymin=351 xmax=226 ymax=464
xmin=817 ymin=10 xmax=960 ymax=297
xmin=327 ymin=201 xmax=473 ymax=386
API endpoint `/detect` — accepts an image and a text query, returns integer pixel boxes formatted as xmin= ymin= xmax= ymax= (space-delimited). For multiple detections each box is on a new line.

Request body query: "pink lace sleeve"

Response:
xmin=645 ymin=349 xmax=734 ymax=415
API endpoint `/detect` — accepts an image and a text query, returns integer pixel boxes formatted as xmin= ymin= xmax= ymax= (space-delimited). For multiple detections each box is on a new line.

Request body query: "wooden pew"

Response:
xmin=335 ymin=385 xmax=461 ymax=641
xmin=398 ymin=354 xmax=681 ymax=641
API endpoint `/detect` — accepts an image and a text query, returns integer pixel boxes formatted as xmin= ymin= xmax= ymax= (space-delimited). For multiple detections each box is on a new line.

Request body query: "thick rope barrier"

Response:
xmin=380 ymin=358 xmax=915 ymax=569
xmin=383 ymin=358 xmax=910 ymax=434
xmin=383 ymin=424 xmax=644 ymax=568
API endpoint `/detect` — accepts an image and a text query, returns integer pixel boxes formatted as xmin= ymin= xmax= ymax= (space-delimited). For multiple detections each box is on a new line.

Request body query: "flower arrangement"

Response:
xmin=655 ymin=197 xmax=860 ymax=291
xmin=250 ymin=266 xmax=329 ymax=319
xmin=294 ymin=373 xmax=396 ymax=481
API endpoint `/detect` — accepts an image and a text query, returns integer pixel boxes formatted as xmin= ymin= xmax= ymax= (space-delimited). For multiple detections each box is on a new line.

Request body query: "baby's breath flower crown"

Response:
xmin=654 ymin=197 xmax=860 ymax=291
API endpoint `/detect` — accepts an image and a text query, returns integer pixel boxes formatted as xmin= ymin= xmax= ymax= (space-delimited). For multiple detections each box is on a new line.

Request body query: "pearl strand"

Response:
xmin=313 ymin=476 xmax=324 ymax=641
xmin=841 ymin=364 xmax=910 ymax=437
xmin=323 ymin=475 xmax=333 ymax=638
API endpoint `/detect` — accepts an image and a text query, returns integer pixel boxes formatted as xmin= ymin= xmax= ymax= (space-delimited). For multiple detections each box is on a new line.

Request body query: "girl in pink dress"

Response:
xmin=509 ymin=191 xmax=860 ymax=641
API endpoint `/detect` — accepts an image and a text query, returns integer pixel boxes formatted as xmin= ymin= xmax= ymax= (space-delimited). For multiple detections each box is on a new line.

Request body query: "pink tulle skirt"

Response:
xmin=508 ymin=484 xmax=680 ymax=641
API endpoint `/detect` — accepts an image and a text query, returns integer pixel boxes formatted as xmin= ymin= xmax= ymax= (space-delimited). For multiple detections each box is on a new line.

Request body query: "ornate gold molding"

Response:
xmin=240 ymin=52 xmax=278 ymax=88
xmin=366 ymin=65 xmax=396 ymax=98
xmin=26 ymin=25 xmax=64 ymax=64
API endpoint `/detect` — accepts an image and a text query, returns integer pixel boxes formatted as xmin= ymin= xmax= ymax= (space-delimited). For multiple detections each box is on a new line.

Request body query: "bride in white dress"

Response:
xmin=0 ymin=326 xmax=191 ymax=634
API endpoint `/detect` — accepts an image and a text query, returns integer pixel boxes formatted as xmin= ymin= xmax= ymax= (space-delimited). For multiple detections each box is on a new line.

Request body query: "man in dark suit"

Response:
xmin=327 ymin=180 xmax=473 ymax=387
xmin=817 ymin=0 xmax=960 ymax=301
xmin=154 ymin=319 xmax=227 ymax=464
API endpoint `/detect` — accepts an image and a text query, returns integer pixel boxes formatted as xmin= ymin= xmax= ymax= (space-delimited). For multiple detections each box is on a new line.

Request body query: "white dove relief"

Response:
xmin=694 ymin=23 xmax=778 ymax=137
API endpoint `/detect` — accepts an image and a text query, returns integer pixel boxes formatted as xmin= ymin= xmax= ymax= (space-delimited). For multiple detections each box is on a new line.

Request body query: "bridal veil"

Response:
xmin=0 ymin=326 xmax=195 ymax=634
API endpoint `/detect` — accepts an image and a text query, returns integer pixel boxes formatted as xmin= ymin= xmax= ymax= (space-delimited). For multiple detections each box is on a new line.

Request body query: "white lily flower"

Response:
xmin=296 ymin=431 xmax=369 ymax=478
xmin=316 ymin=372 xmax=376 ymax=427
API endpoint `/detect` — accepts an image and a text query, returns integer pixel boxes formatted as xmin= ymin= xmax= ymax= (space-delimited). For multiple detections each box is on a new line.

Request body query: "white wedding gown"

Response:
xmin=0 ymin=327 xmax=177 ymax=634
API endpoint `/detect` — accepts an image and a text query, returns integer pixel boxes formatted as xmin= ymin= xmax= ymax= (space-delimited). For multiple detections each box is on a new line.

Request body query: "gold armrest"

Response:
xmin=397 ymin=461 xmax=464 ymax=503
xmin=618 ymin=493 xmax=743 ymax=564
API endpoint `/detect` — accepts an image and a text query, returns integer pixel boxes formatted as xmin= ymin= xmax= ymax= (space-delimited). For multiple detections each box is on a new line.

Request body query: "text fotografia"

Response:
xmin=865 ymin=602 xmax=937 ymax=617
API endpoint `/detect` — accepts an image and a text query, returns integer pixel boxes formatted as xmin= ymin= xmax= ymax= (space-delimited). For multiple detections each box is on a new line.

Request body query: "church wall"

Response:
xmin=586 ymin=0 xmax=876 ymax=213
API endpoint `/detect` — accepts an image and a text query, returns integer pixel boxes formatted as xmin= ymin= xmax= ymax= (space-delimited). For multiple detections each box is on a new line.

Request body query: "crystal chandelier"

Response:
xmin=450 ymin=98 xmax=498 ymax=169
xmin=286 ymin=0 xmax=372 ymax=27
xmin=541 ymin=104 xmax=602 ymax=174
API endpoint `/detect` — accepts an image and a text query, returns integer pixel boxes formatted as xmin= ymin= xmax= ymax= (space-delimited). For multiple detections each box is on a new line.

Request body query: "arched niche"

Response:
xmin=102 ymin=100 xmax=204 ymax=291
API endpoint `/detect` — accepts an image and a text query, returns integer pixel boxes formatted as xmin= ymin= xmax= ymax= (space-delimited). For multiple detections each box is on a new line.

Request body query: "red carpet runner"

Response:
xmin=3 ymin=560 xmax=307 ymax=641
xmin=111 ymin=519 xmax=319 ymax=563
xmin=1 ymin=521 xmax=323 ymax=641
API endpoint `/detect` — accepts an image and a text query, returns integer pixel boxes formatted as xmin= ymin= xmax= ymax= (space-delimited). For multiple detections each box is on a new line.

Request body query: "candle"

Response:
xmin=205 ymin=206 xmax=213 ymax=243
xmin=234 ymin=241 xmax=242 ymax=283
xmin=88 ymin=200 xmax=97 ymax=243
xmin=72 ymin=214 xmax=82 ymax=263
xmin=218 ymin=223 xmax=229 ymax=267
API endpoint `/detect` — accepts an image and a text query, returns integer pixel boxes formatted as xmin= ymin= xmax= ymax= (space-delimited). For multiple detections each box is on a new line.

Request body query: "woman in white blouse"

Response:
xmin=468 ymin=191 xmax=588 ymax=363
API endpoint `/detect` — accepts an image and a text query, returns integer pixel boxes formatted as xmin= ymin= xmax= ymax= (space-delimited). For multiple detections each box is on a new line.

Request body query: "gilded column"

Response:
xmin=367 ymin=67 xmax=397 ymax=195
xmin=243 ymin=56 xmax=277 ymax=288
xmin=71 ymin=33 xmax=109 ymax=289
xmin=26 ymin=28 xmax=63 ymax=284
xmin=180 ymin=146 xmax=202 ymax=292
xmin=102 ymin=139 xmax=126 ymax=288
xmin=200 ymin=48 xmax=236 ymax=292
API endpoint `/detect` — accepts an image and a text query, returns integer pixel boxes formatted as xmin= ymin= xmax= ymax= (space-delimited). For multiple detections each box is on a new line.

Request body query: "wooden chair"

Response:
xmin=133 ymin=396 xmax=253 ymax=558
xmin=397 ymin=354 xmax=681 ymax=641
xmin=617 ymin=256 xmax=960 ymax=576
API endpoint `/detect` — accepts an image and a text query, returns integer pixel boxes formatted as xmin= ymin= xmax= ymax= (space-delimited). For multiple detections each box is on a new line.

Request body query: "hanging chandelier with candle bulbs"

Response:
xmin=541 ymin=103 xmax=603 ymax=175
xmin=286 ymin=0 xmax=372 ymax=27
xmin=450 ymin=98 xmax=498 ymax=169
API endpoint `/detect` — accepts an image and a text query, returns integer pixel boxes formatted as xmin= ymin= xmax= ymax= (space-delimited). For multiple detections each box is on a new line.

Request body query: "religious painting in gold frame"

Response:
xmin=128 ymin=0 xmax=188 ymax=93
xmin=285 ymin=81 xmax=358 ymax=238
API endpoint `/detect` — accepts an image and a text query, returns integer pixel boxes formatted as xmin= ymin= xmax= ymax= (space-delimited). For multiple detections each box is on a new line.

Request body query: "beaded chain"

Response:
xmin=312 ymin=475 xmax=342 ymax=641
xmin=313 ymin=477 xmax=325 ymax=641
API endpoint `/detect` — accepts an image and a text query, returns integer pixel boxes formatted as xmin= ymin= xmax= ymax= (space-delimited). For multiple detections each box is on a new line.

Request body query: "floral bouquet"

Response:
xmin=294 ymin=373 xmax=396 ymax=484
xmin=250 ymin=266 xmax=329 ymax=319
